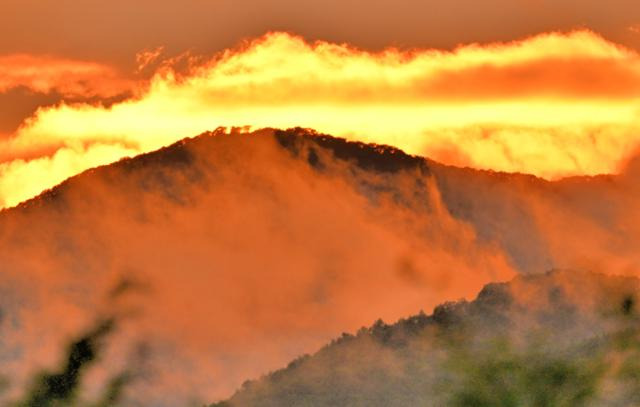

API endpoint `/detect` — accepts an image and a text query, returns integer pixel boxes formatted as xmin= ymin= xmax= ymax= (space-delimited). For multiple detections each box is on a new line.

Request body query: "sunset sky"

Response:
xmin=5 ymin=2 xmax=640 ymax=404
xmin=1 ymin=1 xmax=640 ymax=208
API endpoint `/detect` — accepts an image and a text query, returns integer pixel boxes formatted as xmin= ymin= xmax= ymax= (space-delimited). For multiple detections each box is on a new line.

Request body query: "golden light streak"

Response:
xmin=3 ymin=30 xmax=640 ymax=208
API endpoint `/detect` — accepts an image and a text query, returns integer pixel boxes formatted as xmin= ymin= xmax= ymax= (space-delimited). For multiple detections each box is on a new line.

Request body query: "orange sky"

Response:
xmin=3 ymin=0 xmax=640 ymax=65
xmin=1 ymin=2 xmax=640 ymax=208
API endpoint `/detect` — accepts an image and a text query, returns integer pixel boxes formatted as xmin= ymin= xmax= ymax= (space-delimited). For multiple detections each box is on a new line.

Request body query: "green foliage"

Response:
xmin=447 ymin=340 xmax=604 ymax=407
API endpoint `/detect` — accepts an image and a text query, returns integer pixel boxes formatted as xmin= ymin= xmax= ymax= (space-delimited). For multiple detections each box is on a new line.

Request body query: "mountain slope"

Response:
xmin=4 ymin=126 xmax=634 ymax=277
xmin=0 ymin=128 xmax=638 ymax=404
xmin=213 ymin=270 xmax=640 ymax=406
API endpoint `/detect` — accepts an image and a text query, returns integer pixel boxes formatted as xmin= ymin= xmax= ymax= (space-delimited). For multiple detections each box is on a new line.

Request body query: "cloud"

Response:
xmin=0 ymin=54 xmax=137 ymax=135
xmin=0 ymin=54 xmax=134 ymax=99
xmin=135 ymin=46 xmax=165 ymax=73
xmin=2 ymin=30 xmax=640 ymax=208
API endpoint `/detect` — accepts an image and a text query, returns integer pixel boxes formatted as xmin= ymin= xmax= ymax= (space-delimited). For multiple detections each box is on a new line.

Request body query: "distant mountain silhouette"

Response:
xmin=6 ymin=127 xmax=432 ymax=212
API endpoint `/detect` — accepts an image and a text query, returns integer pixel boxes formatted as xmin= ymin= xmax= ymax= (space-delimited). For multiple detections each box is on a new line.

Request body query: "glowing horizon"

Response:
xmin=2 ymin=29 xmax=640 ymax=208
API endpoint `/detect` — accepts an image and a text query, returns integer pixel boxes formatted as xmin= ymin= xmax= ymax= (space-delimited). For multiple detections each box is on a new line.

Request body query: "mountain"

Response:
xmin=0 ymin=128 xmax=639 ymax=405
xmin=212 ymin=269 xmax=640 ymax=406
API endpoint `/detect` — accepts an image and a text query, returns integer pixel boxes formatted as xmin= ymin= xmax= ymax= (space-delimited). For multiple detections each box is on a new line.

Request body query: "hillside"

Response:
xmin=0 ymin=128 xmax=638 ymax=405
xmin=213 ymin=270 xmax=640 ymax=406
xmin=8 ymin=126 xmax=629 ymax=277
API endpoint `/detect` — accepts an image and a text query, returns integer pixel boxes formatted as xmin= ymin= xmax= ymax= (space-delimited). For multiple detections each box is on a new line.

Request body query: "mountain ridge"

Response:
xmin=4 ymin=127 xmax=557 ymax=215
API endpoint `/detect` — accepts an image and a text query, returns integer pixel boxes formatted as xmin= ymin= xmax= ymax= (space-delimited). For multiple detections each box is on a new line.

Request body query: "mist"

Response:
xmin=1 ymin=128 xmax=640 ymax=404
